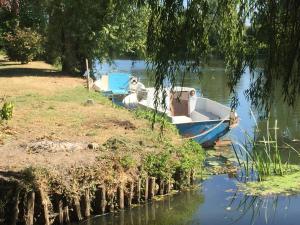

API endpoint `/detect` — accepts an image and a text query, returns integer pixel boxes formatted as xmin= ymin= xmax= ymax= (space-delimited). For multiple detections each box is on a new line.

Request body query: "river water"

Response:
xmin=86 ymin=60 xmax=300 ymax=225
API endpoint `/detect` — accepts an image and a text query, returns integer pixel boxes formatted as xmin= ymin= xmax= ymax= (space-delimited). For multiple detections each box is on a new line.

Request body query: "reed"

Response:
xmin=232 ymin=119 xmax=300 ymax=181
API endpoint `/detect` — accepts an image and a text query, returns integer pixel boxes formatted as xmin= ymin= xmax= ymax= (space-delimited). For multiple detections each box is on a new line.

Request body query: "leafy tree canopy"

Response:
xmin=145 ymin=0 xmax=300 ymax=112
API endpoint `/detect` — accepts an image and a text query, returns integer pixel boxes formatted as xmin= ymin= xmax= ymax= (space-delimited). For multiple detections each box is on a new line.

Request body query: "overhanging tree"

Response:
xmin=145 ymin=0 xmax=300 ymax=112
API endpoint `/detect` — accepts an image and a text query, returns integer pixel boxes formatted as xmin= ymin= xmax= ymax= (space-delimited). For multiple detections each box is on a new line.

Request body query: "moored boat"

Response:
xmin=93 ymin=72 xmax=145 ymax=105
xmin=124 ymin=87 xmax=238 ymax=147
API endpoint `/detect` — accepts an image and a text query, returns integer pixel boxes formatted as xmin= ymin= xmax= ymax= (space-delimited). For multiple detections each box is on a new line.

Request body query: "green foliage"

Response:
xmin=3 ymin=27 xmax=43 ymax=63
xmin=1 ymin=0 xmax=149 ymax=73
xmin=45 ymin=0 xmax=149 ymax=73
xmin=0 ymin=101 xmax=13 ymax=120
xmin=120 ymin=155 xmax=136 ymax=169
xmin=134 ymin=108 xmax=177 ymax=132
xmin=96 ymin=4 xmax=150 ymax=59
xmin=143 ymin=140 xmax=205 ymax=183
xmin=144 ymin=151 xmax=175 ymax=180
xmin=145 ymin=1 xmax=300 ymax=112
xmin=176 ymin=140 xmax=205 ymax=173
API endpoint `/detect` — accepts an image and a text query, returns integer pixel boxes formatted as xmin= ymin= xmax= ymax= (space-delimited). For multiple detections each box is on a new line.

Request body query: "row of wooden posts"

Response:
xmin=2 ymin=170 xmax=195 ymax=225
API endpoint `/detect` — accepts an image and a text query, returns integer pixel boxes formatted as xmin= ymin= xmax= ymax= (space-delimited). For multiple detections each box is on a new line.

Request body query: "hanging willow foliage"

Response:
xmin=245 ymin=0 xmax=300 ymax=111
xmin=146 ymin=0 xmax=300 ymax=112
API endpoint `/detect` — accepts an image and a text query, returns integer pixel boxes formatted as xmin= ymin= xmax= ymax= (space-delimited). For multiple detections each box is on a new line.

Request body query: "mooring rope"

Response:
xmin=183 ymin=117 xmax=229 ymax=140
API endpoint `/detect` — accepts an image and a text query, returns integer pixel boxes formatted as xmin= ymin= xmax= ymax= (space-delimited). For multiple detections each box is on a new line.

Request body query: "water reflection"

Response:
xmin=82 ymin=190 xmax=204 ymax=225
xmin=197 ymin=175 xmax=300 ymax=225
xmin=80 ymin=175 xmax=300 ymax=225
xmin=228 ymin=191 xmax=284 ymax=225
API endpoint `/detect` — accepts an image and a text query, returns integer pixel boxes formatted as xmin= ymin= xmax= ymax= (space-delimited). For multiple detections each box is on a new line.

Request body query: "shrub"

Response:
xmin=176 ymin=140 xmax=205 ymax=173
xmin=144 ymin=151 xmax=175 ymax=180
xmin=3 ymin=27 xmax=43 ymax=64
xmin=1 ymin=102 xmax=14 ymax=120
xmin=120 ymin=155 xmax=136 ymax=169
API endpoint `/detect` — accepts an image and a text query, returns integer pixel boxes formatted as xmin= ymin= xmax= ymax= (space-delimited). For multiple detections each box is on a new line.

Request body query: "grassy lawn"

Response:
xmin=0 ymin=59 xmax=181 ymax=172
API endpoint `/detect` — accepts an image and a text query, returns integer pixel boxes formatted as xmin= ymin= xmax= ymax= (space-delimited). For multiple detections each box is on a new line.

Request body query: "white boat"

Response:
xmin=123 ymin=87 xmax=238 ymax=147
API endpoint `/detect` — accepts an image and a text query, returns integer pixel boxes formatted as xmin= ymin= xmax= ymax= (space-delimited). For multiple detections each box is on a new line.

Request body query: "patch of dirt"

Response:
xmin=109 ymin=119 xmax=137 ymax=130
xmin=0 ymin=124 xmax=17 ymax=145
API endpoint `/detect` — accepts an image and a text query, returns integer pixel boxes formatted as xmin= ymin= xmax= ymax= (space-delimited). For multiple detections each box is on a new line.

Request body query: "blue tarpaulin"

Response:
xmin=108 ymin=72 xmax=130 ymax=94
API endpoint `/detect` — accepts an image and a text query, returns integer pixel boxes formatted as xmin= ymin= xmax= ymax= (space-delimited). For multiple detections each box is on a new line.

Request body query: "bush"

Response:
xmin=3 ymin=27 xmax=43 ymax=64
xmin=1 ymin=102 xmax=14 ymax=120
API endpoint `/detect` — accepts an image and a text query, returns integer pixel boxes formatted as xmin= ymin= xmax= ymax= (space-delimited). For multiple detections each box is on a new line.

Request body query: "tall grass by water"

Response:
xmin=232 ymin=119 xmax=300 ymax=181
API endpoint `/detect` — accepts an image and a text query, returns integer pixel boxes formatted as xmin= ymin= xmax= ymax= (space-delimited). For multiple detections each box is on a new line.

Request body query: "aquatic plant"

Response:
xmin=239 ymin=170 xmax=300 ymax=196
xmin=232 ymin=120 xmax=300 ymax=181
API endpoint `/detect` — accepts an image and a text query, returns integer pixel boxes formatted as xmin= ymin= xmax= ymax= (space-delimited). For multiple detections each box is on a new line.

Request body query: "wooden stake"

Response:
xmin=159 ymin=179 xmax=164 ymax=195
xmin=11 ymin=189 xmax=20 ymax=225
xmin=26 ymin=191 xmax=35 ymax=225
xmin=84 ymin=189 xmax=91 ymax=217
xmin=63 ymin=206 xmax=70 ymax=223
xmin=186 ymin=171 xmax=191 ymax=186
xmin=149 ymin=177 xmax=156 ymax=199
xmin=127 ymin=182 xmax=134 ymax=207
xmin=108 ymin=193 xmax=115 ymax=212
xmin=39 ymin=188 xmax=50 ymax=225
xmin=118 ymin=185 xmax=124 ymax=209
xmin=73 ymin=197 xmax=82 ymax=221
xmin=165 ymin=178 xmax=171 ymax=194
xmin=144 ymin=176 xmax=149 ymax=201
xmin=136 ymin=179 xmax=141 ymax=203
xmin=100 ymin=185 xmax=107 ymax=214
xmin=58 ymin=200 xmax=63 ymax=225
xmin=190 ymin=169 xmax=195 ymax=185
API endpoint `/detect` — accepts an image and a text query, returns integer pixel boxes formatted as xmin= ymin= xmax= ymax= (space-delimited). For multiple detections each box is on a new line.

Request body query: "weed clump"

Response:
xmin=0 ymin=101 xmax=14 ymax=121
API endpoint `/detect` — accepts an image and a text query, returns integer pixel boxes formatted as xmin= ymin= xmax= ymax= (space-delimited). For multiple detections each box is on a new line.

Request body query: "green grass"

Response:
xmin=8 ymin=87 xmax=108 ymax=106
xmin=133 ymin=108 xmax=178 ymax=133
xmin=47 ymin=86 xmax=109 ymax=104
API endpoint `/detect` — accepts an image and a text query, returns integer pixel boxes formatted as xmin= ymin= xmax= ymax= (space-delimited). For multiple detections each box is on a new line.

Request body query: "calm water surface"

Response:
xmin=87 ymin=60 xmax=300 ymax=225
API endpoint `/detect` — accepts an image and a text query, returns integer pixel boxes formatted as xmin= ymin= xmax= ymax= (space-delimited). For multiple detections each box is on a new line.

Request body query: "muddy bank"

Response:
xmin=0 ymin=137 xmax=204 ymax=225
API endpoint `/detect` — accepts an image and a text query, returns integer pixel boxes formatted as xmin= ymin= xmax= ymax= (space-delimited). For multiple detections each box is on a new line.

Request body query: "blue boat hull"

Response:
xmin=175 ymin=120 xmax=230 ymax=147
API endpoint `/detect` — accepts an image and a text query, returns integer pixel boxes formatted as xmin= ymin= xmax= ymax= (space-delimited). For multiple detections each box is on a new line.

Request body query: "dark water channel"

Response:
xmin=86 ymin=60 xmax=300 ymax=225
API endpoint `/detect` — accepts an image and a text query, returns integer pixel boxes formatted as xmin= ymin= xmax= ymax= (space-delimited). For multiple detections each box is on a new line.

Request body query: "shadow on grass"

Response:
xmin=0 ymin=67 xmax=79 ymax=78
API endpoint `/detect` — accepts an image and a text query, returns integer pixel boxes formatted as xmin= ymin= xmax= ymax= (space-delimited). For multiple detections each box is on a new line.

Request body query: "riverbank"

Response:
xmin=0 ymin=58 xmax=205 ymax=224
